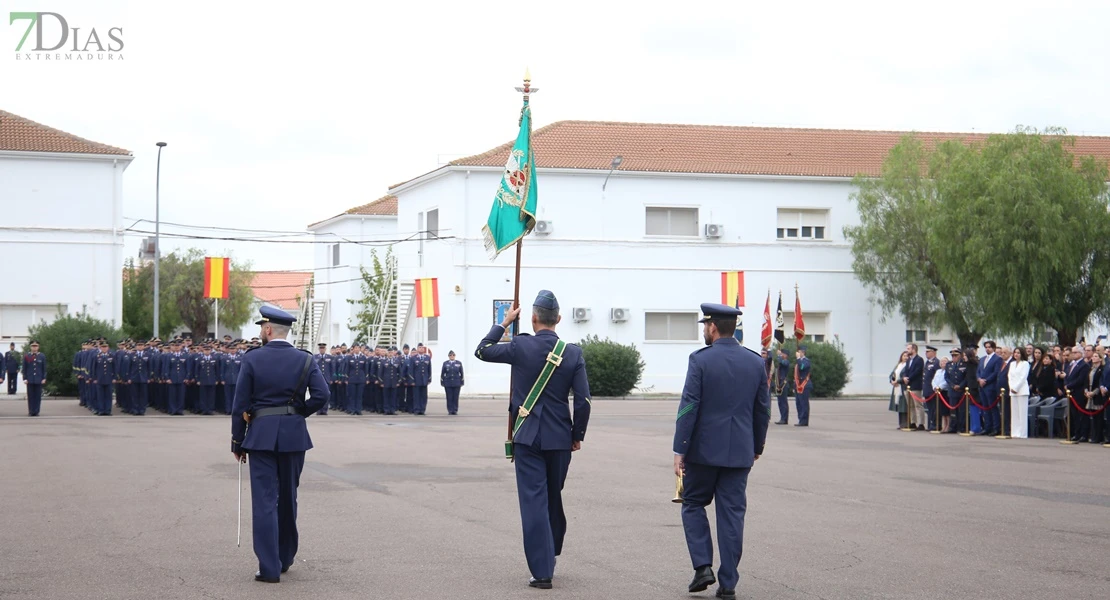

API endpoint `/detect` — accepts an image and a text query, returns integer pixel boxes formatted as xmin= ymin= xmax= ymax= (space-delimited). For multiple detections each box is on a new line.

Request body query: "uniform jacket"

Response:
xmin=92 ymin=352 xmax=115 ymax=385
xmin=672 ymin=337 xmax=770 ymax=468
xmin=321 ymin=354 xmax=336 ymax=384
xmin=378 ymin=356 xmax=401 ymax=388
xmin=411 ymin=354 xmax=432 ymax=386
xmin=903 ymin=354 xmax=925 ymax=390
xmin=117 ymin=352 xmax=133 ymax=383
xmin=222 ymin=351 xmax=243 ymax=385
xmin=349 ymin=353 xmax=368 ymax=384
xmin=922 ymin=356 xmax=941 ymax=396
xmin=231 ymin=339 xmax=330 ymax=454
xmin=165 ymin=352 xmax=190 ymax=384
xmin=195 ymin=354 xmax=219 ymax=386
xmin=944 ymin=359 xmax=966 ymax=392
xmin=23 ymin=352 xmax=46 ymax=383
xmin=475 ymin=325 xmax=591 ymax=451
xmin=4 ymin=350 xmax=19 ymax=374
xmin=441 ymin=359 xmax=464 ymax=387
xmin=772 ymin=357 xmax=790 ymax=395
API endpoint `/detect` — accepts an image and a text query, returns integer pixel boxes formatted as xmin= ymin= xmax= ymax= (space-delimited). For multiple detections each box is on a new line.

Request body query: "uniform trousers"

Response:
xmin=248 ymin=450 xmax=305 ymax=580
xmin=26 ymin=383 xmax=44 ymax=416
xmin=224 ymin=384 xmax=236 ymax=416
xmin=117 ymin=384 xmax=131 ymax=414
xmin=795 ymin=388 xmax=810 ymax=426
xmin=513 ymin=442 xmax=571 ymax=580
xmin=373 ymin=385 xmax=384 ymax=413
xmin=413 ymin=385 xmax=428 ymax=414
xmin=6 ymin=373 xmax=17 ymax=395
xmin=77 ymin=379 xmax=86 ymax=405
xmin=382 ymin=387 xmax=398 ymax=414
xmin=362 ymin=384 xmax=373 ymax=412
xmin=775 ymin=386 xmax=789 ymax=422
xmin=404 ymin=386 xmax=414 ymax=413
xmin=167 ymin=383 xmax=185 ymax=415
xmin=348 ymin=383 xmax=364 ymax=414
xmin=133 ymin=383 xmax=148 ymax=415
xmin=681 ymin=462 xmax=751 ymax=591
xmin=980 ymin=390 xmax=1001 ymax=433
xmin=96 ymin=384 xmax=113 ymax=415
xmin=445 ymin=386 xmax=460 ymax=414
xmin=199 ymin=385 xmax=216 ymax=414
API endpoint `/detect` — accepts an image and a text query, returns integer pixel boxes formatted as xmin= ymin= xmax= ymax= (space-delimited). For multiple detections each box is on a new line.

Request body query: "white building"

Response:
xmin=0 ymin=109 xmax=132 ymax=344
xmin=310 ymin=121 xmax=1110 ymax=395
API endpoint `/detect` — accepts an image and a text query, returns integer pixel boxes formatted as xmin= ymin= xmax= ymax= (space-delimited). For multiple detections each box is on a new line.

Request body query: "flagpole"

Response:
xmin=507 ymin=69 xmax=534 ymax=451
xmin=215 ymin=298 xmax=219 ymax=340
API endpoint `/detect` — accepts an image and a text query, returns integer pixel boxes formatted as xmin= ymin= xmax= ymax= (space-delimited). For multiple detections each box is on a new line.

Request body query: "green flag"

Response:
xmin=481 ymin=100 xmax=538 ymax=260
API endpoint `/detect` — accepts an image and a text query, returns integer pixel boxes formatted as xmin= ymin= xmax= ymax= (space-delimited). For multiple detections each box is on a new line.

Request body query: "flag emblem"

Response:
xmin=204 ymin=257 xmax=230 ymax=300
xmin=415 ymin=278 xmax=440 ymax=318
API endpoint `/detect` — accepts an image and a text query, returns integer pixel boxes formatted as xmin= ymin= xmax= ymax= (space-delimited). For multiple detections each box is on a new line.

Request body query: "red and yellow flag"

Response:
xmin=720 ymin=271 xmax=744 ymax=307
xmin=204 ymin=257 xmax=230 ymax=299
xmin=415 ymin=278 xmax=440 ymax=318
xmin=794 ymin=286 xmax=806 ymax=341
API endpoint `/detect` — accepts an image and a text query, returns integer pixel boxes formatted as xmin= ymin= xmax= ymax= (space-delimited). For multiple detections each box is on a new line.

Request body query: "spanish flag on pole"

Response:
xmin=415 ymin=278 xmax=440 ymax=318
xmin=204 ymin=257 xmax=230 ymax=299
xmin=720 ymin=271 xmax=744 ymax=307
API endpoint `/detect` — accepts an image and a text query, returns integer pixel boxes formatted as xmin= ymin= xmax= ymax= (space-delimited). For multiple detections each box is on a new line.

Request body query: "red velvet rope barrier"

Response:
xmin=969 ymin=391 xmax=1003 ymax=411
xmin=907 ymin=390 xmax=941 ymax=404
xmin=1067 ymin=393 xmax=1108 ymax=417
xmin=939 ymin=391 xmax=968 ymax=410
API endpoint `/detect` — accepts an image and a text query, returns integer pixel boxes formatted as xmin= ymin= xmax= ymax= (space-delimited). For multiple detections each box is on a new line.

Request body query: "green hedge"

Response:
xmin=26 ymin=309 xmax=122 ymax=397
xmin=579 ymin=335 xmax=645 ymax=397
xmin=775 ymin=338 xmax=853 ymax=397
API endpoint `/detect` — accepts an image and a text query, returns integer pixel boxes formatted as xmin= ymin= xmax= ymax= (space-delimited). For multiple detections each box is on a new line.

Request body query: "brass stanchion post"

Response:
xmin=958 ymin=391 xmax=974 ymax=437
xmin=900 ymin=391 xmax=914 ymax=432
xmin=996 ymin=389 xmax=1011 ymax=439
xmin=1060 ymin=394 xmax=1077 ymax=445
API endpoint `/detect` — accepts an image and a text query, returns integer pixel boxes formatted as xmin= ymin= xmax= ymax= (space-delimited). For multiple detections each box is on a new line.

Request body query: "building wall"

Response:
xmin=310 ymin=215 xmax=397 ymax=345
xmin=389 ymin=168 xmax=913 ymax=396
xmin=0 ymin=153 xmax=128 ymax=343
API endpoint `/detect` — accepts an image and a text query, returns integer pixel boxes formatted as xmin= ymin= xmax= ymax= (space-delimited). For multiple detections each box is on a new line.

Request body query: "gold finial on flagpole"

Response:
xmin=515 ymin=68 xmax=538 ymax=99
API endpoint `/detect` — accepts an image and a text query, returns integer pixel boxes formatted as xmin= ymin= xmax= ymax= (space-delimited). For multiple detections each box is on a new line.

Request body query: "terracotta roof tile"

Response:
xmin=445 ymin=120 xmax=1110 ymax=178
xmin=249 ymin=272 xmax=312 ymax=311
xmin=0 ymin=109 xmax=131 ymax=156
xmin=308 ymin=194 xmax=397 ymax=228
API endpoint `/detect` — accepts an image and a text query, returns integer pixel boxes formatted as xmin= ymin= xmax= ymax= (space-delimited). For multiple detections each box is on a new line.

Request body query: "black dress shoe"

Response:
xmin=716 ymin=588 xmax=737 ymax=599
xmin=281 ymin=565 xmax=290 ymax=574
xmin=794 ymin=423 xmax=808 ymax=427
xmin=528 ymin=577 xmax=552 ymax=589
xmin=689 ymin=566 xmax=716 ymax=593
xmin=254 ymin=571 xmax=279 ymax=583
xmin=774 ymin=420 xmax=787 ymax=425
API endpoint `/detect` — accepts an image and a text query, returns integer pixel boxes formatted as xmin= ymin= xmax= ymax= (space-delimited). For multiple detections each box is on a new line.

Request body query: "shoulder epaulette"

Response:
xmin=299 ymin=349 xmax=312 ymax=356
xmin=693 ymin=346 xmax=710 ymax=355
xmin=244 ymin=346 xmax=261 ymax=354
xmin=741 ymin=345 xmax=761 ymax=357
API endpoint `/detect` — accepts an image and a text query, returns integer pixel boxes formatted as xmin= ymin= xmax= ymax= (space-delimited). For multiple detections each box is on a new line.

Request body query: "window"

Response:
xmin=782 ymin=312 xmax=828 ymax=343
xmin=330 ymin=243 xmax=340 ymax=266
xmin=776 ymin=209 xmax=829 ymax=240
xmin=906 ymin=330 xmax=927 ymax=344
xmin=426 ymin=209 xmax=439 ymax=239
xmin=645 ymin=207 xmax=698 ymax=237
xmin=426 ymin=317 xmax=439 ymax=342
xmin=645 ymin=312 xmax=699 ymax=341
xmin=0 ymin=304 xmax=67 ymax=338
xmin=417 ymin=212 xmax=425 ymax=267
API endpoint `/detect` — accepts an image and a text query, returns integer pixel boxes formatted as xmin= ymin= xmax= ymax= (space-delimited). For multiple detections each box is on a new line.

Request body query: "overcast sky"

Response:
xmin=4 ymin=0 xmax=1110 ymax=271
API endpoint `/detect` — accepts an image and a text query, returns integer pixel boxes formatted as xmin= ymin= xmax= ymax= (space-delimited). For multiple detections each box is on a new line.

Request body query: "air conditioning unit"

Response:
xmin=535 ymin=220 xmax=553 ymax=235
xmin=610 ymin=308 xmax=630 ymax=323
xmin=704 ymin=223 xmax=723 ymax=238
xmin=572 ymin=307 xmax=591 ymax=322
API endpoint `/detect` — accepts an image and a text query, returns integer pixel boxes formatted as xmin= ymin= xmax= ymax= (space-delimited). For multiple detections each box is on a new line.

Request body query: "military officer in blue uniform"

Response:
xmin=23 ymin=341 xmax=47 ymax=416
xmin=231 ymin=306 xmax=329 ymax=583
xmin=771 ymin=348 xmax=791 ymax=424
xmin=165 ymin=340 xmax=190 ymax=415
xmin=441 ymin=351 xmax=464 ymax=415
xmin=942 ymin=348 xmax=967 ymax=433
xmin=673 ymin=303 xmax=770 ymax=600
xmin=82 ymin=340 xmax=99 ymax=411
xmin=347 ymin=344 xmax=367 ymax=415
xmin=793 ymin=346 xmax=812 ymax=427
xmin=411 ymin=343 xmax=432 ymax=415
xmin=378 ymin=347 xmax=401 ymax=415
xmin=400 ymin=344 xmax=414 ymax=413
xmin=6 ymin=342 xmax=22 ymax=395
xmin=475 ymin=290 xmax=592 ymax=590
xmin=117 ymin=343 xmax=134 ymax=414
xmin=91 ymin=341 xmax=115 ymax=416
xmin=131 ymin=340 xmax=151 ymax=415
xmin=223 ymin=341 xmax=245 ymax=416
xmin=921 ymin=346 xmax=941 ymax=430
xmin=195 ymin=344 xmax=220 ymax=415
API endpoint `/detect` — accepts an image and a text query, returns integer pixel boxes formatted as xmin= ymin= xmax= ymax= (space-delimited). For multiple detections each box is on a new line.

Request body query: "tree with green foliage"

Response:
xmin=348 ymin=248 xmax=394 ymax=345
xmin=776 ymin=338 xmax=852 ymax=397
xmin=122 ymin=249 xmax=253 ymax=339
xmin=26 ymin=308 xmax=122 ymax=396
xmin=578 ymin=335 xmax=645 ymax=397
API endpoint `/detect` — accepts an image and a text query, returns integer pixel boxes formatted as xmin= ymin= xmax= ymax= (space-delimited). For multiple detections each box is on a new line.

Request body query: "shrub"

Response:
xmin=578 ymin=335 xmax=645 ymax=397
xmin=775 ymin=338 xmax=853 ymax=397
xmin=25 ymin=308 xmax=122 ymax=397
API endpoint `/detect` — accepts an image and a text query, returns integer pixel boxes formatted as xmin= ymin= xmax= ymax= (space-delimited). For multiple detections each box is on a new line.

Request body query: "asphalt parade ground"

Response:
xmin=1 ymin=397 xmax=1108 ymax=600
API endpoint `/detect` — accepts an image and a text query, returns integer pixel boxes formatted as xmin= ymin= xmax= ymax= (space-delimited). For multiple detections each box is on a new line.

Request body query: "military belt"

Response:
xmin=252 ymin=406 xmax=298 ymax=419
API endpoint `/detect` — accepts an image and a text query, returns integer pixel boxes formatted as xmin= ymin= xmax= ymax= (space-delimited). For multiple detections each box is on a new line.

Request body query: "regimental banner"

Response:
xmin=720 ymin=271 xmax=744 ymax=307
xmin=794 ymin=287 xmax=806 ymax=341
xmin=415 ymin=278 xmax=440 ymax=318
xmin=203 ymin=257 xmax=230 ymax=299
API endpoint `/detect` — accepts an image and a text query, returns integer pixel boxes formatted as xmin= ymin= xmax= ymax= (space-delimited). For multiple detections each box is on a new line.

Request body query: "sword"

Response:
xmin=237 ymin=456 xmax=243 ymax=547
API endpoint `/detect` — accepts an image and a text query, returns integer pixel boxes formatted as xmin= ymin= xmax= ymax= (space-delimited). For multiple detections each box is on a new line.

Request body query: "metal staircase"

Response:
xmin=368 ymin=255 xmax=415 ymax=349
xmin=293 ymin=283 xmax=328 ymax=351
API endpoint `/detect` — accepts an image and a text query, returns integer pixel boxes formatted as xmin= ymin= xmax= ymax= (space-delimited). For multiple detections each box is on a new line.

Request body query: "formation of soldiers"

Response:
xmin=314 ymin=342 xmax=464 ymax=416
xmin=66 ymin=335 xmax=465 ymax=417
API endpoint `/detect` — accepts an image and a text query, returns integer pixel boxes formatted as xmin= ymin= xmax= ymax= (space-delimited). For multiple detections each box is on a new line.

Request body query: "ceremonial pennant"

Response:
xmin=415 ymin=278 xmax=440 ymax=318
xmin=760 ymin=290 xmax=773 ymax=349
xmin=204 ymin=257 xmax=230 ymax=299
xmin=481 ymin=93 xmax=538 ymax=260
xmin=794 ymin=285 xmax=806 ymax=342
xmin=774 ymin=291 xmax=785 ymax=344
xmin=720 ymin=271 xmax=744 ymax=307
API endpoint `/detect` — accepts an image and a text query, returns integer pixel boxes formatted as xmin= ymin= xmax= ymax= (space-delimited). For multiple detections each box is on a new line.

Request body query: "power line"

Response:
xmin=122 ymin=229 xmax=448 ymax=246
xmin=124 ymin=217 xmax=436 ymax=239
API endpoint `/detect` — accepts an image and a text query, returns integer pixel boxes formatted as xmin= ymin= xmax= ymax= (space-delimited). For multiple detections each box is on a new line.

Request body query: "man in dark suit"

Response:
xmin=475 ymin=290 xmax=591 ymax=590
xmin=1063 ymin=345 xmax=1091 ymax=442
xmin=674 ymin=303 xmax=770 ymax=600
xmin=231 ymin=306 xmax=330 ymax=584
xmin=902 ymin=343 xmax=925 ymax=430
xmin=974 ymin=341 xmax=1001 ymax=435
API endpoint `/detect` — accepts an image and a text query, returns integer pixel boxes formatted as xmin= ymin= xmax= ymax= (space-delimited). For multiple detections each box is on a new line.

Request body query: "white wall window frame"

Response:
xmin=781 ymin=311 xmax=829 ymax=343
xmin=426 ymin=316 xmax=439 ymax=342
xmin=417 ymin=211 xmax=425 ymax=267
xmin=776 ymin=208 xmax=831 ymax=242
xmin=905 ymin=329 xmax=928 ymax=344
xmin=644 ymin=204 xmax=700 ymax=238
xmin=0 ymin=304 xmax=68 ymax=339
xmin=330 ymin=243 xmax=340 ymax=267
xmin=644 ymin=310 xmax=700 ymax=343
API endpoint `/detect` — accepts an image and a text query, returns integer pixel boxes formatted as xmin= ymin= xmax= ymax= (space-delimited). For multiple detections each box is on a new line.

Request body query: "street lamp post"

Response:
xmin=154 ymin=142 xmax=167 ymax=338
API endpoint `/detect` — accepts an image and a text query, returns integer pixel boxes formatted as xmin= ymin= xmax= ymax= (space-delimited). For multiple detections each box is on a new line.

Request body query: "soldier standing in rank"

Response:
xmin=793 ymin=346 xmax=812 ymax=427
xmin=196 ymin=344 xmax=219 ymax=415
xmin=23 ymin=341 xmax=47 ymax=416
xmin=231 ymin=306 xmax=330 ymax=583
xmin=323 ymin=347 xmax=338 ymax=415
xmin=674 ymin=303 xmax=770 ymax=599
xmin=117 ymin=343 xmax=134 ymax=415
xmin=6 ymin=342 xmax=22 ymax=395
xmin=441 ymin=351 xmax=464 ymax=415
xmin=943 ymin=348 xmax=967 ymax=433
xmin=371 ymin=346 xmax=385 ymax=413
xmin=347 ymin=343 xmax=367 ymax=415
xmin=131 ymin=340 xmax=151 ymax=416
xmin=91 ymin=341 xmax=115 ymax=416
xmin=82 ymin=339 xmax=99 ymax=411
xmin=224 ymin=341 xmax=245 ymax=416
xmin=378 ymin=347 xmax=401 ymax=415
xmin=772 ymin=348 xmax=791 ymax=425
xmin=399 ymin=344 xmax=413 ymax=414
xmin=73 ymin=341 xmax=87 ymax=406
xmin=412 ymin=343 xmax=431 ymax=415
xmin=475 ymin=290 xmax=592 ymax=590
xmin=361 ymin=346 xmax=374 ymax=413
xmin=166 ymin=340 xmax=189 ymax=416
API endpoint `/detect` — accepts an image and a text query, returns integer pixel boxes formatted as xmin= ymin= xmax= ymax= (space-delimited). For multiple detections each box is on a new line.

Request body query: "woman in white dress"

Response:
xmin=1007 ymin=346 xmax=1031 ymax=438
